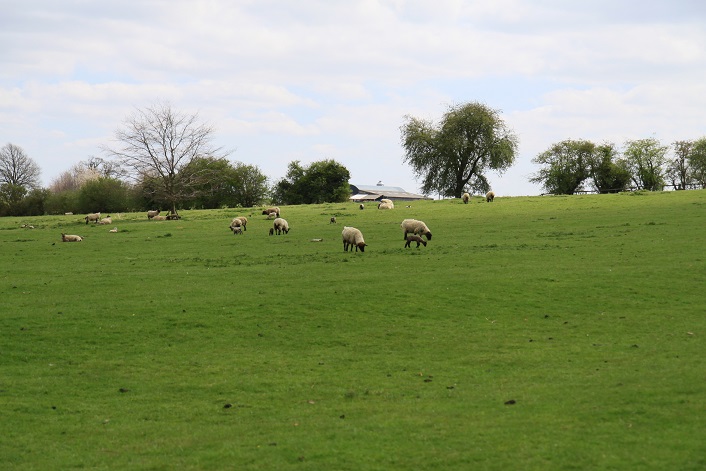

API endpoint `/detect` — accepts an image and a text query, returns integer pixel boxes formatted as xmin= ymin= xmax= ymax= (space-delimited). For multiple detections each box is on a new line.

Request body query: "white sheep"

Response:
xmin=462 ymin=193 xmax=470 ymax=204
xmin=401 ymin=219 xmax=432 ymax=241
xmin=99 ymin=215 xmax=112 ymax=225
xmin=229 ymin=216 xmax=247 ymax=234
xmin=404 ymin=234 xmax=427 ymax=248
xmin=152 ymin=215 xmax=167 ymax=221
xmin=378 ymin=202 xmax=394 ymax=210
xmin=61 ymin=233 xmax=83 ymax=242
xmin=84 ymin=212 xmax=100 ymax=224
xmin=486 ymin=191 xmax=495 ymax=202
xmin=109 ymin=227 xmax=118 ymax=233
xmin=147 ymin=210 xmax=160 ymax=219
xmin=342 ymin=226 xmax=366 ymax=252
xmin=262 ymin=206 xmax=281 ymax=217
xmin=272 ymin=217 xmax=289 ymax=235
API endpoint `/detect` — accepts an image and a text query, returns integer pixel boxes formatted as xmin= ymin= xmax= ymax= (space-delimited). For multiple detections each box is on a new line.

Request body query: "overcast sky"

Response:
xmin=2 ymin=1 xmax=705 ymax=196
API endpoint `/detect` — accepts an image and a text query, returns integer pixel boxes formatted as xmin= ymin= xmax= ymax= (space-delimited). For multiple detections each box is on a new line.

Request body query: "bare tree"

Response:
xmin=103 ymin=102 xmax=227 ymax=214
xmin=0 ymin=143 xmax=41 ymax=189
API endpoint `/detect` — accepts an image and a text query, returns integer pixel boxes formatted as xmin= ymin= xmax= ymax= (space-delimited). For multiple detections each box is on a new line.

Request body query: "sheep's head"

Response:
xmin=424 ymin=231 xmax=432 ymax=240
xmin=357 ymin=242 xmax=366 ymax=252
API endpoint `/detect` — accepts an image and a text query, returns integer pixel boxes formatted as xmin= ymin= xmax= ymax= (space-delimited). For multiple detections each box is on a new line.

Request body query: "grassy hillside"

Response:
xmin=1 ymin=191 xmax=705 ymax=470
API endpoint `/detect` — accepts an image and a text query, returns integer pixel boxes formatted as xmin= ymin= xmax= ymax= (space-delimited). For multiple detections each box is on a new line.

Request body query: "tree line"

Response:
xmin=0 ymin=103 xmax=351 ymax=217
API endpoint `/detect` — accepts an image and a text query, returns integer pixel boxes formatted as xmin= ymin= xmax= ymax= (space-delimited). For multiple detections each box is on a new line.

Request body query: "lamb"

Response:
xmin=61 ymin=233 xmax=83 ymax=242
xmin=330 ymin=217 xmax=337 ymax=224
xmin=84 ymin=212 xmax=100 ymax=224
xmin=401 ymin=219 xmax=432 ymax=241
xmin=462 ymin=192 xmax=470 ymax=204
xmin=231 ymin=225 xmax=243 ymax=235
xmin=342 ymin=226 xmax=366 ymax=252
xmin=404 ymin=234 xmax=427 ymax=248
xmin=378 ymin=202 xmax=394 ymax=210
xmin=272 ymin=217 xmax=289 ymax=235
xmin=109 ymin=227 xmax=118 ymax=233
xmin=147 ymin=210 xmax=160 ymax=219
xmin=262 ymin=206 xmax=281 ymax=217
xmin=359 ymin=204 xmax=365 ymax=210
xmin=486 ymin=191 xmax=495 ymax=202
xmin=229 ymin=216 xmax=248 ymax=233
xmin=99 ymin=215 xmax=112 ymax=225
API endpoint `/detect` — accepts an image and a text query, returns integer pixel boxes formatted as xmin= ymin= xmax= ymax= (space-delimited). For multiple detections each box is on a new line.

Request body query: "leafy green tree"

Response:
xmin=44 ymin=189 xmax=80 ymax=215
xmin=400 ymin=101 xmax=518 ymax=197
xmin=588 ymin=143 xmax=632 ymax=193
xmin=688 ymin=137 xmax=706 ymax=188
xmin=0 ymin=184 xmax=27 ymax=216
xmin=181 ymin=157 xmax=237 ymax=209
xmin=667 ymin=141 xmax=693 ymax=190
xmin=273 ymin=159 xmax=350 ymax=205
xmin=530 ymin=139 xmax=595 ymax=194
xmin=623 ymin=138 xmax=667 ymax=191
xmin=77 ymin=177 xmax=131 ymax=213
xmin=231 ymin=162 xmax=269 ymax=208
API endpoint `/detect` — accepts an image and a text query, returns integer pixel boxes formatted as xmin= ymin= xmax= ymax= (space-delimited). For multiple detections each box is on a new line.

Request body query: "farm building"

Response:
xmin=349 ymin=182 xmax=431 ymax=202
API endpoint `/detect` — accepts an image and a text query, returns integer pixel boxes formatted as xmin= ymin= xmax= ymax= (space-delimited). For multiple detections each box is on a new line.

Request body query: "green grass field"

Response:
xmin=1 ymin=191 xmax=705 ymax=470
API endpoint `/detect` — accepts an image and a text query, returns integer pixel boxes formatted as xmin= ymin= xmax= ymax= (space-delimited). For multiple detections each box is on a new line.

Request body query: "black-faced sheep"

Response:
xmin=99 ymin=215 xmax=112 ymax=225
xmin=404 ymin=234 xmax=427 ymax=248
xmin=262 ymin=206 xmax=280 ymax=217
xmin=147 ymin=210 xmax=160 ymax=219
xmin=462 ymin=193 xmax=470 ymax=204
xmin=330 ymin=216 xmax=337 ymax=224
xmin=272 ymin=217 xmax=289 ymax=235
xmin=229 ymin=216 xmax=247 ymax=233
xmin=84 ymin=212 xmax=100 ymax=224
xmin=166 ymin=213 xmax=181 ymax=220
xmin=359 ymin=204 xmax=364 ymax=210
xmin=401 ymin=219 xmax=432 ymax=241
xmin=61 ymin=233 xmax=83 ymax=242
xmin=342 ymin=226 xmax=366 ymax=252
xmin=486 ymin=191 xmax=495 ymax=202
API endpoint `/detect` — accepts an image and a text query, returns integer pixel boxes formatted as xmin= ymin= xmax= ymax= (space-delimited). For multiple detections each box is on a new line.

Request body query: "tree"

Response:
xmin=231 ymin=162 xmax=269 ymax=208
xmin=400 ymin=102 xmax=518 ymax=198
xmin=530 ymin=139 xmax=595 ymax=195
xmin=103 ymin=102 xmax=227 ymax=214
xmin=273 ymin=159 xmax=350 ymax=205
xmin=588 ymin=143 xmax=632 ymax=193
xmin=77 ymin=177 xmax=132 ymax=213
xmin=688 ymin=137 xmax=706 ymax=188
xmin=0 ymin=143 xmax=41 ymax=190
xmin=623 ymin=138 xmax=667 ymax=191
xmin=667 ymin=141 xmax=693 ymax=190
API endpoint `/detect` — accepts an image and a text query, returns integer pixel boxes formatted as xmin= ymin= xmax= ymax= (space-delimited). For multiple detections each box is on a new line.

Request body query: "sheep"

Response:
xmin=269 ymin=228 xmax=274 ymax=236
xmin=147 ymin=210 xmax=160 ymax=219
xmin=330 ymin=216 xmax=337 ymax=224
xmin=84 ymin=212 xmax=100 ymax=224
xmin=486 ymin=191 xmax=495 ymax=202
xmin=61 ymin=233 xmax=83 ymax=242
xmin=462 ymin=192 xmax=470 ymax=204
xmin=359 ymin=204 xmax=365 ymax=210
xmin=262 ymin=206 xmax=280 ymax=217
xmin=380 ymin=198 xmax=393 ymax=205
xmin=99 ymin=215 xmax=112 ymax=225
xmin=342 ymin=226 xmax=366 ymax=252
xmin=166 ymin=213 xmax=181 ymax=220
xmin=404 ymin=234 xmax=428 ymax=248
xmin=229 ymin=216 xmax=247 ymax=233
xmin=272 ymin=217 xmax=289 ymax=235
xmin=231 ymin=225 xmax=243 ymax=235
xmin=401 ymin=219 xmax=432 ymax=241
xmin=109 ymin=227 xmax=118 ymax=233
xmin=152 ymin=215 xmax=167 ymax=221
xmin=378 ymin=202 xmax=394 ymax=210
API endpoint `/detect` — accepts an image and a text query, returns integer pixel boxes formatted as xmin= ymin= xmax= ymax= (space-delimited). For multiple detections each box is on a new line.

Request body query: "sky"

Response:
xmin=2 ymin=0 xmax=705 ymax=197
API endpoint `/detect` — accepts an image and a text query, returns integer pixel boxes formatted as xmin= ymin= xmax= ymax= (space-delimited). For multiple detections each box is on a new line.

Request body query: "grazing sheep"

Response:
xmin=231 ymin=226 xmax=243 ymax=235
xmin=342 ymin=226 xmax=366 ymax=252
xmin=401 ymin=219 xmax=432 ymax=241
xmin=147 ymin=210 xmax=161 ymax=219
xmin=109 ymin=227 xmax=118 ymax=233
xmin=61 ymin=233 xmax=83 ymax=242
xmin=272 ymin=217 xmax=289 ymax=235
xmin=229 ymin=216 xmax=247 ymax=233
xmin=380 ymin=198 xmax=393 ymax=205
xmin=99 ymin=215 xmax=112 ymax=225
xmin=359 ymin=204 xmax=365 ymax=210
xmin=378 ymin=202 xmax=394 ymax=210
xmin=404 ymin=234 xmax=427 ymax=248
xmin=486 ymin=191 xmax=495 ymax=202
xmin=330 ymin=216 xmax=337 ymax=224
xmin=152 ymin=215 xmax=167 ymax=221
xmin=262 ymin=206 xmax=280 ymax=217
xmin=462 ymin=192 xmax=470 ymax=204
xmin=84 ymin=212 xmax=100 ymax=224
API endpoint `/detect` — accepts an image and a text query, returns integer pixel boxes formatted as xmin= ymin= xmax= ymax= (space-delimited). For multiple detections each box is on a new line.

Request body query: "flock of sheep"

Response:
xmin=61 ymin=191 xmax=495 ymax=250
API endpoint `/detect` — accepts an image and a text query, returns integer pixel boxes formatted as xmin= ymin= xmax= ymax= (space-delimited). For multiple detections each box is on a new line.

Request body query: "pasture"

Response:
xmin=1 ymin=190 xmax=705 ymax=470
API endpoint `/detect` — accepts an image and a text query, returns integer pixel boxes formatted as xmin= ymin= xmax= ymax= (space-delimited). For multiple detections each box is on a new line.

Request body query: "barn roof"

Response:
xmin=349 ymin=184 xmax=430 ymax=201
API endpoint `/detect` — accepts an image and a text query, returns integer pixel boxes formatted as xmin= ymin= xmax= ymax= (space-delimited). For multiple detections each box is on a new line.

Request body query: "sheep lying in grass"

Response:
xmin=61 ymin=233 xmax=83 ymax=242
xmin=147 ymin=210 xmax=160 ymax=219
xmin=462 ymin=192 xmax=470 ymax=204
xmin=378 ymin=202 xmax=394 ymax=210
xmin=272 ymin=217 xmax=289 ymax=235
xmin=342 ymin=226 xmax=366 ymax=252
xmin=109 ymin=227 xmax=118 ymax=233
xmin=262 ymin=206 xmax=280 ymax=217
xmin=99 ymin=215 xmax=112 ymax=225
xmin=401 ymin=218 xmax=432 ymax=241
xmin=404 ymin=234 xmax=427 ymax=248
xmin=486 ymin=191 xmax=495 ymax=202
xmin=84 ymin=212 xmax=100 ymax=224
xmin=152 ymin=215 xmax=167 ymax=221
